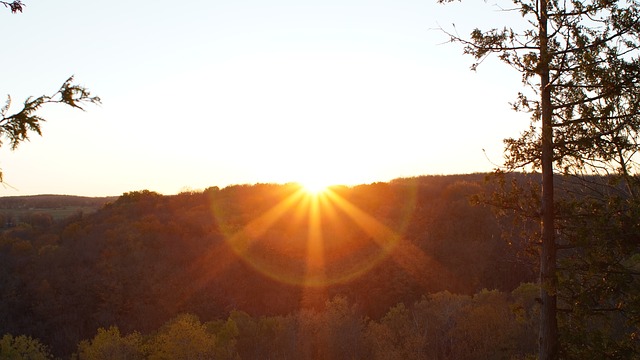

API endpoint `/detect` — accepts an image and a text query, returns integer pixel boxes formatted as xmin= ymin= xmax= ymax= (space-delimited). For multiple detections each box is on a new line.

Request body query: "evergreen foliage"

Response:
xmin=1 ymin=3 xmax=101 ymax=182
xmin=438 ymin=0 xmax=640 ymax=357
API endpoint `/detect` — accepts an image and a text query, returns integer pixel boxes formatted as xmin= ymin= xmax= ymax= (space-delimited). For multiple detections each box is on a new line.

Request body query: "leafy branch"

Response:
xmin=0 ymin=76 xmax=101 ymax=150
xmin=1 ymin=2 xmax=101 ymax=185
xmin=1 ymin=0 xmax=23 ymax=13
xmin=0 ymin=76 xmax=101 ymax=181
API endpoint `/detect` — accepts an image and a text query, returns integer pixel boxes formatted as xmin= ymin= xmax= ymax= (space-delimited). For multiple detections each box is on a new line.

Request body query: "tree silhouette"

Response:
xmin=438 ymin=0 xmax=640 ymax=358
xmin=0 ymin=2 xmax=101 ymax=182
xmin=1 ymin=1 xmax=23 ymax=13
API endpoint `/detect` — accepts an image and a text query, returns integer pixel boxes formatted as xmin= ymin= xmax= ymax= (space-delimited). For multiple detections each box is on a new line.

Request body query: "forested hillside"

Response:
xmin=1 ymin=174 xmax=539 ymax=358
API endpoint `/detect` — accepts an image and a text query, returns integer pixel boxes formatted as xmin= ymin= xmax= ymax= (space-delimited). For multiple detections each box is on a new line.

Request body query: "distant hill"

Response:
xmin=0 ymin=194 xmax=117 ymax=223
xmin=0 ymin=194 xmax=117 ymax=209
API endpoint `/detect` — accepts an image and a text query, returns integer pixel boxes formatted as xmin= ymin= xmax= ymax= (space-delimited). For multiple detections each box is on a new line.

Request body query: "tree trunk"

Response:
xmin=539 ymin=0 xmax=559 ymax=358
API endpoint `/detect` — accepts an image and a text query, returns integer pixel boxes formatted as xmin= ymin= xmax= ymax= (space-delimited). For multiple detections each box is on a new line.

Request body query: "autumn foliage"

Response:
xmin=1 ymin=174 xmax=636 ymax=358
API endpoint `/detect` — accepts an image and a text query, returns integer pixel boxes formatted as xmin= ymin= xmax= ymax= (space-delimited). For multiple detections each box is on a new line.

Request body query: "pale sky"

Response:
xmin=0 ymin=0 xmax=529 ymax=196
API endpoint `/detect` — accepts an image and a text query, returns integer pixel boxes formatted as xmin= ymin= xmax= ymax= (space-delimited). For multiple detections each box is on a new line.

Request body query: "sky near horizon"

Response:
xmin=0 ymin=0 xmax=529 ymax=197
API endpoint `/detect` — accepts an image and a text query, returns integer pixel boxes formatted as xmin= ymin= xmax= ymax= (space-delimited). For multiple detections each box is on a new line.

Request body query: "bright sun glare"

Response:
xmin=301 ymin=180 xmax=330 ymax=195
xmin=294 ymin=165 xmax=342 ymax=195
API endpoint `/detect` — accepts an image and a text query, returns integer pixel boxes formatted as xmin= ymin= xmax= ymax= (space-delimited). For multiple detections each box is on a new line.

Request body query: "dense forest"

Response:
xmin=0 ymin=174 xmax=536 ymax=359
xmin=0 ymin=174 xmax=635 ymax=358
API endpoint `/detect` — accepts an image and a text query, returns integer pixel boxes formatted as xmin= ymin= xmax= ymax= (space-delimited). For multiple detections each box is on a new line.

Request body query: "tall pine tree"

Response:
xmin=438 ymin=0 xmax=640 ymax=358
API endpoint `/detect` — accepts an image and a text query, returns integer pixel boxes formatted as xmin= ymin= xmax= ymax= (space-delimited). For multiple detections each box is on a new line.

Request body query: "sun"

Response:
xmin=300 ymin=180 xmax=331 ymax=195
xmin=292 ymin=164 xmax=343 ymax=196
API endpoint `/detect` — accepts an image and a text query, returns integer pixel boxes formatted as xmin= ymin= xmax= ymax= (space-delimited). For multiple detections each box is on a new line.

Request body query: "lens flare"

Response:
xmin=208 ymin=183 xmax=420 ymax=288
